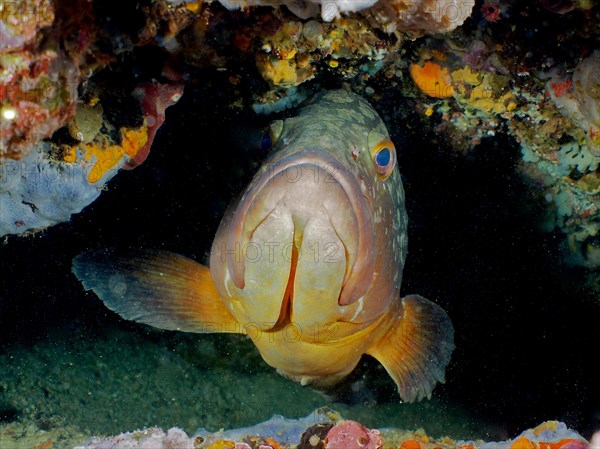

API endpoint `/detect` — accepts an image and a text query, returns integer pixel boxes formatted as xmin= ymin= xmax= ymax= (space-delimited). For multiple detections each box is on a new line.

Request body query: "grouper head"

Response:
xmin=210 ymin=90 xmax=408 ymax=337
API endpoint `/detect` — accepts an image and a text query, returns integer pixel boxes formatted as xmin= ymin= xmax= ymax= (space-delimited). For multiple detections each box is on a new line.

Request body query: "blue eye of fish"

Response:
xmin=375 ymin=147 xmax=391 ymax=167
xmin=370 ymin=139 xmax=397 ymax=180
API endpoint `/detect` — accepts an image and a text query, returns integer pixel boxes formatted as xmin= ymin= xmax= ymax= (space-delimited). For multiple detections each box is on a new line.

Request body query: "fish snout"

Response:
xmin=221 ymin=150 xmax=375 ymax=331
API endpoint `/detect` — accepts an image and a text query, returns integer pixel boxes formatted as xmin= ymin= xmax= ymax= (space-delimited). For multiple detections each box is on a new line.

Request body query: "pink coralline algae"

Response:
xmin=217 ymin=0 xmax=475 ymax=35
xmin=75 ymin=427 xmax=195 ymax=449
xmin=0 ymin=0 xmax=92 ymax=161
xmin=0 ymin=48 xmax=79 ymax=160
xmin=125 ymin=81 xmax=185 ymax=169
xmin=365 ymin=0 xmax=476 ymax=36
xmin=70 ymin=415 xmax=591 ymax=449
xmin=324 ymin=420 xmax=383 ymax=449
xmin=0 ymin=0 xmax=54 ymax=52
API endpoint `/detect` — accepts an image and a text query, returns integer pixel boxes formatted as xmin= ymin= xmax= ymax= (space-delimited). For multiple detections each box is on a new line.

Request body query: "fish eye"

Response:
xmin=370 ymin=139 xmax=397 ymax=180
xmin=376 ymin=147 xmax=391 ymax=166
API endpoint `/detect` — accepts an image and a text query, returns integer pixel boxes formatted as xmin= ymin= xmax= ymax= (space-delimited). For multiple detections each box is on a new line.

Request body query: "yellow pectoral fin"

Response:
xmin=73 ymin=249 xmax=242 ymax=334
xmin=366 ymin=294 xmax=454 ymax=403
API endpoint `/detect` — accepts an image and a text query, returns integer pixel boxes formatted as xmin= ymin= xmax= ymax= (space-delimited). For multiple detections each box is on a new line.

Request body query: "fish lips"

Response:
xmin=221 ymin=149 xmax=376 ymax=330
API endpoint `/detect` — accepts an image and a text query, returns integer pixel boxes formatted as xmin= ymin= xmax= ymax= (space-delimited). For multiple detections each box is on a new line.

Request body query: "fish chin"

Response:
xmin=225 ymin=150 xmax=375 ymax=330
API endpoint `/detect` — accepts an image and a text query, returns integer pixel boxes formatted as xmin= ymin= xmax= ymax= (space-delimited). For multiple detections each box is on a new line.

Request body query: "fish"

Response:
xmin=72 ymin=90 xmax=454 ymax=402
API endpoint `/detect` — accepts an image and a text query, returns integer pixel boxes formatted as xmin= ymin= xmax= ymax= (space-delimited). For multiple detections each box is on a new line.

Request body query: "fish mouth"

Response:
xmin=226 ymin=150 xmax=375 ymax=330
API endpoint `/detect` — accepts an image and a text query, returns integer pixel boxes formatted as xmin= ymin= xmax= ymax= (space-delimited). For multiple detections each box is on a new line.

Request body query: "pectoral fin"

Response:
xmin=366 ymin=294 xmax=454 ymax=403
xmin=72 ymin=249 xmax=242 ymax=334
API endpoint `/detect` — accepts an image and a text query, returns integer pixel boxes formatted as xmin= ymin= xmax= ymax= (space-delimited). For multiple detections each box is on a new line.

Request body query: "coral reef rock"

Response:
xmin=215 ymin=0 xmax=475 ymax=33
xmin=72 ymin=411 xmax=590 ymax=449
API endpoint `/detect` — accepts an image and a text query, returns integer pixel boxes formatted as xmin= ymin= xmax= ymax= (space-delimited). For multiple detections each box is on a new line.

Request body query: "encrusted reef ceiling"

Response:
xmin=0 ymin=0 xmax=599 ymax=288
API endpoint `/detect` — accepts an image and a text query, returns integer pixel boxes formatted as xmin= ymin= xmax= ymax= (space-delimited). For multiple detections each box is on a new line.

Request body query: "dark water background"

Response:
xmin=1 ymin=72 xmax=599 ymax=439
